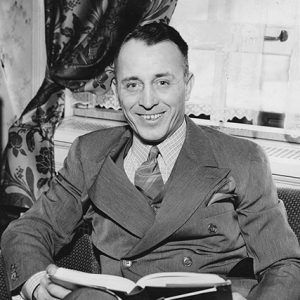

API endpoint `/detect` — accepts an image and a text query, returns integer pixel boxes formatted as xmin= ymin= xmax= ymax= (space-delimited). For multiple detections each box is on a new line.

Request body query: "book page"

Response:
xmin=136 ymin=272 xmax=226 ymax=289
xmin=50 ymin=268 xmax=136 ymax=294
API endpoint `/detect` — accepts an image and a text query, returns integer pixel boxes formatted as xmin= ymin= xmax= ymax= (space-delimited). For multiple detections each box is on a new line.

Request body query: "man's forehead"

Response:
xmin=120 ymin=72 xmax=175 ymax=83
xmin=117 ymin=39 xmax=182 ymax=61
xmin=115 ymin=39 xmax=185 ymax=76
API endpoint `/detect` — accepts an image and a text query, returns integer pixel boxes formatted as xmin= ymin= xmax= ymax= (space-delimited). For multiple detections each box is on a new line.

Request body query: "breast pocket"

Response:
xmin=201 ymin=200 xmax=235 ymax=218
xmin=175 ymin=201 xmax=241 ymax=253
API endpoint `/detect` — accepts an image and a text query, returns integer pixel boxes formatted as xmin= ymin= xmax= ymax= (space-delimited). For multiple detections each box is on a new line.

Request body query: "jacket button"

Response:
xmin=10 ymin=264 xmax=18 ymax=281
xmin=11 ymin=271 xmax=17 ymax=281
xmin=183 ymin=256 xmax=193 ymax=267
xmin=122 ymin=260 xmax=132 ymax=268
xmin=208 ymin=223 xmax=218 ymax=234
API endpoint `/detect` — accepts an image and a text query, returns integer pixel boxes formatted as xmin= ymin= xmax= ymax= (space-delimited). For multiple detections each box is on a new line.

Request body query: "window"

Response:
xmin=168 ymin=0 xmax=300 ymax=140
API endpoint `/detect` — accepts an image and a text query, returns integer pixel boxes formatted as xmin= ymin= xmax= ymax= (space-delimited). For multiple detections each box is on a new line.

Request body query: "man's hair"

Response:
xmin=115 ymin=22 xmax=189 ymax=76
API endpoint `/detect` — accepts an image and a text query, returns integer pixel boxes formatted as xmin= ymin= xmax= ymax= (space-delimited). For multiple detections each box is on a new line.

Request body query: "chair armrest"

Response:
xmin=54 ymin=222 xmax=100 ymax=274
xmin=0 ymin=250 xmax=11 ymax=300
xmin=277 ymin=187 xmax=300 ymax=244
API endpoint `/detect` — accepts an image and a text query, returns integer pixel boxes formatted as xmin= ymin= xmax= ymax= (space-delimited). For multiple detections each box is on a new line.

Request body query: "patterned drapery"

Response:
xmin=0 ymin=0 xmax=178 ymax=210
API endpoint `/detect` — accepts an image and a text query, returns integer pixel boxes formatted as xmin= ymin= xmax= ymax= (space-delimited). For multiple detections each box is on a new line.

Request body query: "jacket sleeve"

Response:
xmin=1 ymin=137 xmax=88 ymax=293
xmin=235 ymin=143 xmax=300 ymax=300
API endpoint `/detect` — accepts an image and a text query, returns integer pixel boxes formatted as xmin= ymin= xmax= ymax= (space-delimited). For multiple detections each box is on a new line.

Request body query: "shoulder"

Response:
xmin=198 ymin=125 xmax=274 ymax=201
xmin=200 ymin=124 xmax=259 ymax=150
xmin=199 ymin=125 xmax=266 ymax=165
xmin=71 ymin=125 xmax=130 ymax=160
xmin=79 ymin=125 xmax=128 ymax=143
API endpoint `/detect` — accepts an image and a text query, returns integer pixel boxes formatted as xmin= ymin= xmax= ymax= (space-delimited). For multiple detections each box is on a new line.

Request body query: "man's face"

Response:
xmin=115 ymin=39 xmax=193 ymax=143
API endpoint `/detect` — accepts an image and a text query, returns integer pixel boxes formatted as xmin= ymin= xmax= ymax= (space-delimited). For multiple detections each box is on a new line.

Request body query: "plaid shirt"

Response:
xmin=124 ymin=120 xmax=186 ymax=184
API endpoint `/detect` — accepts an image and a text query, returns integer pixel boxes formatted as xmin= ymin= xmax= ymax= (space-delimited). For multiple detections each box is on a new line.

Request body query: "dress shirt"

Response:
xmin=21 ymin=271 xmax=45 ymax=299
xmin=124 ymin=120 xmax=186 ymax=184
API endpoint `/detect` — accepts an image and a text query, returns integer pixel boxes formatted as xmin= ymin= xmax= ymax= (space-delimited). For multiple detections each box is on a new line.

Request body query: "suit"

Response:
xmin=2 ymin=116 xmax=300 ymax=299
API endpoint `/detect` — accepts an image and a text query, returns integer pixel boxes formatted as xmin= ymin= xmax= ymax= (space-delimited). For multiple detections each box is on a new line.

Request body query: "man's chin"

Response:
xmin=138 ymin=131 xmax=167 ymax=144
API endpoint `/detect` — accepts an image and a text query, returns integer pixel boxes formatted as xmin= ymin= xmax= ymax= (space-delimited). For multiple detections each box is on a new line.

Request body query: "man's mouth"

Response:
xmin=139 ymin=112 xmax=165 ymax=121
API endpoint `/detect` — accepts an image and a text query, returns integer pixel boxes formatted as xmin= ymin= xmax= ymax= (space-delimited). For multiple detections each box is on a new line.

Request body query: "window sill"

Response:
xmin=191 ymin=118 xmax=300 ymax=144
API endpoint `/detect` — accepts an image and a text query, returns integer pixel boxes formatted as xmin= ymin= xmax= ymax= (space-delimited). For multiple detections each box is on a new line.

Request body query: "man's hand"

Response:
xmin=33 ymin=264 xmax=72 ymax=300
xmin=232 ymin=292 xmax=247 ymax=300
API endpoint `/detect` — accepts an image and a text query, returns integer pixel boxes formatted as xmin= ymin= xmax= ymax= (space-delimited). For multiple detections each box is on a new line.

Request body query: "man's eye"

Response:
xmin=158 ymin=80 xmax=169 ymax=86
xmin=155 ymin=80 xmax=170 ymax=88
xmin=126 ymin=83 xmax=137 ymax=89
xmin=124 ymin=82 xmax=141 ymax=91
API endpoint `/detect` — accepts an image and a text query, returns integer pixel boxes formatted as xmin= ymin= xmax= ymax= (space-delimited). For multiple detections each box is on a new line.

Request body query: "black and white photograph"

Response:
xmin=0 ymin=1 xmax=299 ymax=299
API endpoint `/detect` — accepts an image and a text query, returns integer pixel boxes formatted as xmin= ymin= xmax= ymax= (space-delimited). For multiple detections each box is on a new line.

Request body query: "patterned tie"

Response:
xmin=134 ymin=146 xmax=164 ymax=210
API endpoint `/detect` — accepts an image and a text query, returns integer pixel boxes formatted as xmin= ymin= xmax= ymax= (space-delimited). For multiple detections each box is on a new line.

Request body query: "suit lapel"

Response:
xmin=125 ymin=118 xmax=230 ymax=257
xmin=88 ymin=131 xmax=155 ymax=238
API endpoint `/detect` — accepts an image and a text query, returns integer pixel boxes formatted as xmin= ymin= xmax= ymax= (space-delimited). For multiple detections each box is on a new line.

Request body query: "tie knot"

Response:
xmin=148 ymin=146 xmax=160 ymax=161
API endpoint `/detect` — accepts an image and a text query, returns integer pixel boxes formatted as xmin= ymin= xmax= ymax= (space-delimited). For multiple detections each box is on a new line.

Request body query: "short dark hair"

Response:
xmin=115 ymin=22 xmax=189 ymax=76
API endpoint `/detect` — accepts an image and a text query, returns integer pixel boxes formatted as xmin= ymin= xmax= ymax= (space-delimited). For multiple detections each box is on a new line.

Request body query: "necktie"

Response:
xmin=134 ymin=146 xmax=164 ymax=210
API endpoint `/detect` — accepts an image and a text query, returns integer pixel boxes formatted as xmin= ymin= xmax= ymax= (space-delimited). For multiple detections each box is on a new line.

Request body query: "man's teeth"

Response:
xmin=141 ymin=113 xmax=163 ymax=120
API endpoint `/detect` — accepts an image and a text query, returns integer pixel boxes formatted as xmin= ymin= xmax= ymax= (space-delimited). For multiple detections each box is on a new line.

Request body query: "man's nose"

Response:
xmin=139 ymin=86 xmax=158 ymax=109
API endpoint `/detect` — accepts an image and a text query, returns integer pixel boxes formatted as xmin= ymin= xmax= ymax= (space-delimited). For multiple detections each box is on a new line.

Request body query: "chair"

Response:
xmin=54 ymin=221 xmax=100 ymax=273
xmin=277 ymin=187 xmax=300 ymax=243
xmin=0 ymin=251 xmax=10 ymax=300
xmin=0 ymin=187 xmax=300 ymax=299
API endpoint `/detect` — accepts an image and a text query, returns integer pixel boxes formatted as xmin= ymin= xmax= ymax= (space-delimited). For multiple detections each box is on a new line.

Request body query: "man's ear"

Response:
xmin=111 ymin=77 xmax=119 ymax=98
xmin=110 ymin=79 xmax=122 ymax=107
xmin=184 ymin=72 xmax=194 ymax=102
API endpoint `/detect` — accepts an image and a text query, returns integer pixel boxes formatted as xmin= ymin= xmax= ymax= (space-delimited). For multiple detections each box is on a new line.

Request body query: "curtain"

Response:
xmin=0 ymin=0 xmax=178 ymax=211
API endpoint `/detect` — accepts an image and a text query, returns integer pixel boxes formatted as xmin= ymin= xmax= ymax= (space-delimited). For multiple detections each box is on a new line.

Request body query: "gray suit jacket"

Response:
xmin=2 ymin=116 xmax=300 ymax=299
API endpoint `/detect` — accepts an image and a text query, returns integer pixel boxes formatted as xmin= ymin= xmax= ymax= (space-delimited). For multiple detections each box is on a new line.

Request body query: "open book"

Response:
xmin=50 ymin=268 xmax=232 ymax=299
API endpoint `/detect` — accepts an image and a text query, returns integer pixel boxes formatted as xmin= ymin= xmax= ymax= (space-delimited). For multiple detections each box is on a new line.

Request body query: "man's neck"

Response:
xmin=132 ymin=119 xmax=187 ymax=150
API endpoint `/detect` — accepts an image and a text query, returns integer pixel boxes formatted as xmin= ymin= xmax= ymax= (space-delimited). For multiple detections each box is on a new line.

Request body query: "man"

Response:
xmin=2 ymin=23 xmax=300 ymax=300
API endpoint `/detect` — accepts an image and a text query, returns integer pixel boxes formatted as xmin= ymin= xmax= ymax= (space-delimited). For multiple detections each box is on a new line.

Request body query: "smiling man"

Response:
xmin=114 ymin=30 xmax=193 ymax=144
xmin=2 ymin=23 xmax=300 ymax=300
